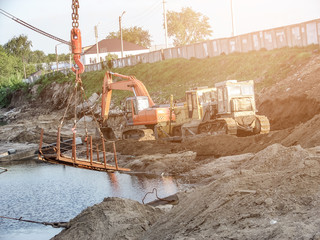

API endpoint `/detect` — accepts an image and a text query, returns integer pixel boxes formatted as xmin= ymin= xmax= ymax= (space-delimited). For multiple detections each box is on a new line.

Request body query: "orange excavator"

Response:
xmin=100 ymin=71 xmax=175 ymax=140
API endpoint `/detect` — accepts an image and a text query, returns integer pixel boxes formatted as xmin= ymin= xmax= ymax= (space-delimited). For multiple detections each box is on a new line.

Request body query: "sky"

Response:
xmin=0 ymin=0 xmax=319 ymax=54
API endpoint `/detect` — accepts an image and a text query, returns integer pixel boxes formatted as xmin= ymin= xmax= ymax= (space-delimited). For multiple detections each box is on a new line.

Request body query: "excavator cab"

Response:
xmin=124 ymin=96 xmax=150 ymax=125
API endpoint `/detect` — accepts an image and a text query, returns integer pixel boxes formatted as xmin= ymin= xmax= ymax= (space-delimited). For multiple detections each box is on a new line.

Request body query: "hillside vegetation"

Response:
xmin=2 ymin=46 xmax=317 ymax=108
xmin=80 ymin=45 xmax=318 ymax=105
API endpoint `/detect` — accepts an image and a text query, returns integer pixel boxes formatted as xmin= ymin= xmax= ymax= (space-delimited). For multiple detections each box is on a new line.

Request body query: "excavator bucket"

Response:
xmin=101 ymin=127 xmax=116 ymax=139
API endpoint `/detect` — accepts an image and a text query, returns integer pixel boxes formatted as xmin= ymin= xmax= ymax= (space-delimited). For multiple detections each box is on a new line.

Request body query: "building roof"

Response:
xmin=84 ymin=39 xmax=148 ymax=55
xmin=82 ymin=44 xmax=94 ymax=52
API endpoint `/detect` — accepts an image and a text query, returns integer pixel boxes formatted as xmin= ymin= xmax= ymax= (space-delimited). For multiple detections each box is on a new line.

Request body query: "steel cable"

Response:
xmin=0 ymin=8 xmax=70 ymax=45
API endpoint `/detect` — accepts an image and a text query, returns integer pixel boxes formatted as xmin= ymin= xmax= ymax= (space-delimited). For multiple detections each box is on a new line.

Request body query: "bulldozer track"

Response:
xmin=256 ymin=115 xmax=270 ymax=134
xmin=122 ymin=128 xmax=155 ymax=141
xmin=224 ymin=118 xmax=238 ymax=135
xmin=198 ymin=118 xmax=237 ymax=136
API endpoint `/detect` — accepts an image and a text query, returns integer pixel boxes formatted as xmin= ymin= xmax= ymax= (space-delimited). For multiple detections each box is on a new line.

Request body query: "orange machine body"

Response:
xmin=71 ymin=28 xmax=84 ymax=74
xmin=101 ymin=72 xmax=175 ymax=127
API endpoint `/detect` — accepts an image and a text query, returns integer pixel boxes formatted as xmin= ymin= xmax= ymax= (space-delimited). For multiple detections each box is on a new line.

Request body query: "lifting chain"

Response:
xmin=71 ymin=0 xmax=84 ymax=74
xmin=72 ymin=0 xmax=80 ymax=28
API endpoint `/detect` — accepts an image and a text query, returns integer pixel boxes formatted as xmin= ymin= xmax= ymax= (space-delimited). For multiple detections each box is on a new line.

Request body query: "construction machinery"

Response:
xmin=156 ymin=79 xmax=270 ymax=138
xmin=100 ymin=71 xmax=174 ymax=140
xmin=100 ymin=71 xmax=269 ymax=140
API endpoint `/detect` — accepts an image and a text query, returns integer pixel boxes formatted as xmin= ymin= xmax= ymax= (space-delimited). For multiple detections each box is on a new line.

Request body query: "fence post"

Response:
xmin=72 ymin=132 xmax=76 ymax=164
xmin=56 ymin=127 xmax=60 ymax=158
xmin=113 ymin=141 xmax=119 ymax=170
xmin=90 ymin=136 xmax=93 ymax=165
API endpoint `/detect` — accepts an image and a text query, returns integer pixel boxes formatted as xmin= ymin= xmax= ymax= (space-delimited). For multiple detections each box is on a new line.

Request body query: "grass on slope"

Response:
xmin=81 ymin=45 xmax=318 ymax=105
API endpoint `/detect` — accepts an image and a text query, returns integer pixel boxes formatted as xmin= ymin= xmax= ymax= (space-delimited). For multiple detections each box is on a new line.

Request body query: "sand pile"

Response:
xmin=53 ymin=144 xmax=320 ymax=239
xmin=52 ymin=197 xmax=164 ymax=240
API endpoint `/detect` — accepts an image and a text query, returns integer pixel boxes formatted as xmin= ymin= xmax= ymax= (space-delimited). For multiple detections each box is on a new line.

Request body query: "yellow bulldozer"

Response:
xmin=155 ymin=79 xmax=270 ymax=139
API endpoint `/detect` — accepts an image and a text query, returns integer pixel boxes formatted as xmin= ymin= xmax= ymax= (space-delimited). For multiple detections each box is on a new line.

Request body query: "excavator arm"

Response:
xmin=101 ymin=71 xmax=155 ymax=122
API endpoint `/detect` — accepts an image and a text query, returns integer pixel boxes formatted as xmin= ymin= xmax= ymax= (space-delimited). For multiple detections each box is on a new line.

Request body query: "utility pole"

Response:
xmin=55 ymin=43 xmax=63 ymax=71
xmin=55 ymin=45 xmax=58 ymax=71
xmin=230 ymin=0 xmax=235 ymax=37
xmin=94 ymin=23 xmax=100 ymax=63
xmin=119 ymin=11 xmax=126 ymax=58
xmin=163 ymin=0 xmax=168 ymax=48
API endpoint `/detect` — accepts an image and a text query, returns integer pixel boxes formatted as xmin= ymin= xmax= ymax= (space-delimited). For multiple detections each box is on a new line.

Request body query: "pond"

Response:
xmin=0 ymin=158 xmax=179 ymax=240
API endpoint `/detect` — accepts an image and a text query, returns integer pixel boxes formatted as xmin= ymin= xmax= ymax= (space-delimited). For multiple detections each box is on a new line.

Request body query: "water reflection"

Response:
xmin=0 ymin=159 xmax=178 ymax=240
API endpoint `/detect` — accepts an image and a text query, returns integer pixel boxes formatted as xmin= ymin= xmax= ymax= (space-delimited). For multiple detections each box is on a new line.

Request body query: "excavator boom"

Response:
xmin=101 ymin=71 xmax=155 ymax=122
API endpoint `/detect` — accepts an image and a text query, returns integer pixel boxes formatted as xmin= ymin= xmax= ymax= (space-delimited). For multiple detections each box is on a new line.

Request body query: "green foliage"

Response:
xmin=36 ymin=71 xmax=75 ymax=94
xmin=3 ymin=34 xmax=33 ymax=78
xmin=0 ymin=82 xmax=26 ymax=108
xmin=0 ymin=47 xmax=23 ymax=85
xmin=0 ymin=44 xmax=24 ymax=107
xmin=105 ymin=53 xmax=118 ymax=69
xmin=26 ymin=64 xmax=36 ymax=76
xmin=81 ymin=70 xmax=105 ymax=98
xmin=3 ymin=34 xmax=32 ymax=58
xmin=46 ymin=54 xmax=56 ymax=62
xmin=57 ymin=53 xmax=71 ymax=62
xmin=2 ymin=45 xmax=318 ymax=108
xmin=80 ymin=46 xmax=318 ymax=105
xmin=36 ymin=63 xmax=44 ymax=71
xmin=167 ymin=7 xmax=212 ymax=46
xmin=28 ymin=50 xmax=46 ymax=63
xmin=2 ymin=35 xmax=72 ymax=80
xmin=0 ymin=71 xmax=26 ymax=108
xmin=107 ymin=26 xmax=151 ymax=48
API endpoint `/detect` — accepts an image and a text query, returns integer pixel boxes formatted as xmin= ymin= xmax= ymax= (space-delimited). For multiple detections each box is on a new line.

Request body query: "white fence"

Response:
xmin=84 ymin=18 xmax=320 ymax=72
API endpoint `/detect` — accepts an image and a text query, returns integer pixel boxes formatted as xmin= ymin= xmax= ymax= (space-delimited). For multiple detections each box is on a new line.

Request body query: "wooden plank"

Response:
xmin=40 ymin=154 xmax=130 ymax=172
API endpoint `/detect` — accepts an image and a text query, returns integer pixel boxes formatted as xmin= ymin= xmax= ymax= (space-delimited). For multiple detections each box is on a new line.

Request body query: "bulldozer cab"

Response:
xmin=125 ymin=96 xmax=150 ymax=125
xmin=185 ymin=87 xmax=216 ymax=120
xmin=215 ymin=80 xmax=256 ymax=117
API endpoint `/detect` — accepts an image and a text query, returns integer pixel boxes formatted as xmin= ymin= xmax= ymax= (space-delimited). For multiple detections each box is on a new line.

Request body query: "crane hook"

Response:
xmin=71 ymin=28 xmax=84 ymax=74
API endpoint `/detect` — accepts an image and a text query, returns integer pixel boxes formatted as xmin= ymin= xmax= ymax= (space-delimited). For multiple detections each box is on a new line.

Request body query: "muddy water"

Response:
xmin=0 ymin=159 xmax=178 ymax=240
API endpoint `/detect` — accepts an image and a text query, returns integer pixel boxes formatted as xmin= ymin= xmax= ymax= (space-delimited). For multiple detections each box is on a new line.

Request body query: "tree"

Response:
xmin=4 ymin=35 xmax=32 ymax=78
xmin=107 ymin=26 xmax=151 ymax=48
xmin=0 ymin=46 xmax=23 ymax=87
xmin=166 ymin=7 xmax=212 ymax=46
xmin=28 ymin=50 xmax=46 ymax=63
xmin=46 ymin=54 xmax=56 ymax=62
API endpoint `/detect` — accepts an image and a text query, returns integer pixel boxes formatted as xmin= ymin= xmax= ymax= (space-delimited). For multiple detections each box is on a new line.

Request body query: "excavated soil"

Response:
xmin=140 ymin=144 xmax=320 ymax=240
xmin=1 ymin=53 xmax=320 ymax=239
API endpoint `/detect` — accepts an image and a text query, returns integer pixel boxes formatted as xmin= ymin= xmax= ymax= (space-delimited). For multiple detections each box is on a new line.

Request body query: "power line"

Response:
xmin=124 ymin=1 xmax=161 ymax=23
xmin=0 ymin=8 xmax=70 ymax=46
xmin=98 ymin=2 xmax=162 ymax=39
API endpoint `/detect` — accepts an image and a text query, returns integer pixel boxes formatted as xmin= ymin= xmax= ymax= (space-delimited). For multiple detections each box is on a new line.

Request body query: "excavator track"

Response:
xmin=122 ymin=129 xmax=155 ymax=141
xmin=198 ymin=118 xmax=237 ymax=136
xmin=255 ymin=115 xmax=270 ymax=134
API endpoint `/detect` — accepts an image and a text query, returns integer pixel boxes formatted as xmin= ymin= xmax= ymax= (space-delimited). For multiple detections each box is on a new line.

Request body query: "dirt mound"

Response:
xmin=113 ymin=132 xmax=288 ymax=161
xmin=139 ymin=144 xmax=320 ymax=239
xmin=281 ymin=113 xmax=320 ymax=148
xmin=124 ymin=151 xmax=197 ymax=175
xmin=52 ymin=197 xmax=164 ymax=240
xmin=53 ymin=144 xmax=320 ymax=240
xmin=7 ymin=90 xmax=28 ymax=109
xmin=259 ymin=95 xmax=320 ymax=130
xmin=258 ymin=54 xmax=320 ymax=103
xmin=36 ymin=82 xmax=73 ymax=111
xmin=257 ymin=54 xmax=320 ymax=131
xmin=112 ymin=139 xmax=185 ymax=156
